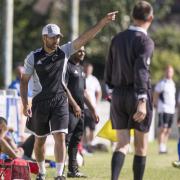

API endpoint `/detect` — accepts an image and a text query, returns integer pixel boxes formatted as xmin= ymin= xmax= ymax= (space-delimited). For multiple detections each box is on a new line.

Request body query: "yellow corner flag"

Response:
xmin=97 ymin=119 xmax=117 ymax=142
xmin=97 ymin=120 xmax=134 ymax=142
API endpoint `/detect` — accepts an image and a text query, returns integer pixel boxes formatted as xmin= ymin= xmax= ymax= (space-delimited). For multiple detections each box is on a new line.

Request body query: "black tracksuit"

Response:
xmin=66 ymin=59 xmax=86 ymax=172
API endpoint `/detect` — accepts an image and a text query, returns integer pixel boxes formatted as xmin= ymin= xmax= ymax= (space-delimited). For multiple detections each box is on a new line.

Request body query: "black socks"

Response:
xmin=111 ymin=151 xmax=125 ymax=180
xmin=111 ymin=152 xmax=146 ymax=180
xmin=133 ymin=155 xmax=146 ymax=180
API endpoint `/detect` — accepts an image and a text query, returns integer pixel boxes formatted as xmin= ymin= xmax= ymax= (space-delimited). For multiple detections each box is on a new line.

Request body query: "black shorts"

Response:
xmin=158 ymin=113 xmax=174 ymax=128
xmin=84 ymin=109 xmax=96 ymax=130
xmin=26 ymin=93 xmax=69 ymax=137
xmin=66 ymin=110 xmax=84 ymax=145
xmin=110 ymin=87 xmax=153 ymax=133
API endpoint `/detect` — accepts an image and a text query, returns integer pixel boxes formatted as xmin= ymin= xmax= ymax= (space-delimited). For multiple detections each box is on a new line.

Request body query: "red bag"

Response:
xmin=0 ymin=158 xmax=31 ymax=180
xmin=28 ymin=161 xmax=39 ymax=174
xmin=0 ymin=159 xmax=12 ymax=179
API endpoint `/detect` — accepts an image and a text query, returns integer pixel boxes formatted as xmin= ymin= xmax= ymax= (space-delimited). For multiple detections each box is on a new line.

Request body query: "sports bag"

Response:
xmin=0 ymin=158 xmax=31 ymax=180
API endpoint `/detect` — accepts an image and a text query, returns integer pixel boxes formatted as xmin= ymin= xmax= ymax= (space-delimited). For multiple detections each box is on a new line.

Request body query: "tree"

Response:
xmin=0 ymin=0 xmax=176 ymax=86
xmin=78 ymin=0 xmax=175 ymax=78
xmin=151 ymin=25 xmax=180 ymax=83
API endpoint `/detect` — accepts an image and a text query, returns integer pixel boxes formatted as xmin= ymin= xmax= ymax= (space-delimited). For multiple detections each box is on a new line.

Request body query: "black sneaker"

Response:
xmin=36 ymin=173 xmax=46 ymax=180
xmin=67 ymin=171 xmax=87 ymax=178
xmin=54 ymin=175 xmax=66 ymax=180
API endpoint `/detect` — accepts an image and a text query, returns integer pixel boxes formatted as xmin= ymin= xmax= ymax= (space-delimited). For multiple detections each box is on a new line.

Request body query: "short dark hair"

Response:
xmin=83 ymin=62 xmax=93 ymax=67
xmin=0 ymin=117 xmax=7 ymax=125
xmin=132 ymin=1 xmax=153 ymax=21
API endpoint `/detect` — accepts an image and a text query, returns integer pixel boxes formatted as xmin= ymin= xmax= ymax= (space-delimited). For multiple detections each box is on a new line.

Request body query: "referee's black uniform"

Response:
xmin=105 ymin=2 xmax=155 ymax=180
xmin=105 ymin=25 xmax=154 ymax=132
xmin=65 ymin=59 xmax=85 ymax=173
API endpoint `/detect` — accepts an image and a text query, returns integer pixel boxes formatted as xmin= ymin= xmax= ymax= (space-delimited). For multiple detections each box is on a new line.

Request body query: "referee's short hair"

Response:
xmin=132 ymin=1 xmax=153 ymax=21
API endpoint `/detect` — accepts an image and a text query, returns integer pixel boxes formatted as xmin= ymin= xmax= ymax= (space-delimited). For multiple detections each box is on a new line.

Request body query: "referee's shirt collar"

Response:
xmin=128 ymin=25 xmax=147 ymax=35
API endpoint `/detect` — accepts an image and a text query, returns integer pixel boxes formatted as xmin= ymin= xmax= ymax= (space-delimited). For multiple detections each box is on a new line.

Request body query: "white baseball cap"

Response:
xmin=42 ymin=24 xmax=63 ymax=37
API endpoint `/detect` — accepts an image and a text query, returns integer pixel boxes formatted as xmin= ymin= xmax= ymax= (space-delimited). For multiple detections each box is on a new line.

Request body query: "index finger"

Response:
xmin=108 ymin=11 xmax=119 ymax=15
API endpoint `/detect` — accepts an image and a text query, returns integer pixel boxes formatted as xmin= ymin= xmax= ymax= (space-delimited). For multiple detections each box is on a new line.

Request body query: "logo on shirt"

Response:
xmin=74 ymin=70 xmax=78 ymax=74
xmin=37 ymin=60 xmax=42 ymax=65
xmin=147 ymin=57 xmax=151 ymax=65
xmin=38 ymin=56 xmax=47 ymax=62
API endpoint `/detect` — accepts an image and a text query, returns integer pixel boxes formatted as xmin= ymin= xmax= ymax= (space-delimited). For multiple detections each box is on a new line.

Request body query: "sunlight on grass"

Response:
xmin=32 ymin=140 xmax=180 ymax=180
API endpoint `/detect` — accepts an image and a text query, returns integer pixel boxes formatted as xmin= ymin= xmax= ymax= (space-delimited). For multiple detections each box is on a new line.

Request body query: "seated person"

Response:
xmin=0 ymin=116 xmax=34 ymax=159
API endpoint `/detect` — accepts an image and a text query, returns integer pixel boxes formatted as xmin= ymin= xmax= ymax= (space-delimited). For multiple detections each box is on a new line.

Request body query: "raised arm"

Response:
xmin=73 ymin=11 xmax=118 ymax=51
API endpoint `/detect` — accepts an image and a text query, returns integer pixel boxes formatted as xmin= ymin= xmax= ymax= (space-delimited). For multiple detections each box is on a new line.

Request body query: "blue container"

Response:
xmin=0 ymin=153 xmax=9 ymax=160
xmin=49 ymin=161 xmax=56 ymax=168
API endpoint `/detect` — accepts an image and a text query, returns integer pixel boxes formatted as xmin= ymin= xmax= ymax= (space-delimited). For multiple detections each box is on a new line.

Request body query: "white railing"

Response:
xmin=0 ymin=89 xmax=21 ymax=142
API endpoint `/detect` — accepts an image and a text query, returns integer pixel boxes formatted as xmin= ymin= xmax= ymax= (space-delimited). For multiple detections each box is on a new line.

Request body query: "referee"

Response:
xmin=66 ymin=46 xmax=99 ymax=178
xmin=104 ymin=1 xmax=154 ymax=180
xmin=20 ymin=12 xmax=118 ymax=180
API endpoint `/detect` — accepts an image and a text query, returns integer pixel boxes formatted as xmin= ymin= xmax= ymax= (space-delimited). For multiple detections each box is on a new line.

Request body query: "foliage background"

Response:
xmin=0 ymin=0 xmax=180 ymax=87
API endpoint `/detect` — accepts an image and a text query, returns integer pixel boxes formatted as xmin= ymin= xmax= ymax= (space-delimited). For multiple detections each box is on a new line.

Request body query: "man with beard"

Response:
xmin=20 ymin=11 xmax=118 ymax=180
xmin=66 ymin=46 xmax=99 ymax=178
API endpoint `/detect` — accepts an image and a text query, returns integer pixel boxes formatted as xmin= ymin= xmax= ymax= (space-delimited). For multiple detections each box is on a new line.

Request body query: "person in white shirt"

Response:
xmin=153 ymin=65 xmax=176 ymax=154
xmin=83 ymin=62 xmax=102 ymax=152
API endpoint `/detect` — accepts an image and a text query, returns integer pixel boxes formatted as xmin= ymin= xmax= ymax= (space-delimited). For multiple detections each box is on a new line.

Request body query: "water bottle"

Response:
xmin=0 ymin=153 xmax=9 ymax=160
xmin=49 ymin=161 xmax=56 ymax=168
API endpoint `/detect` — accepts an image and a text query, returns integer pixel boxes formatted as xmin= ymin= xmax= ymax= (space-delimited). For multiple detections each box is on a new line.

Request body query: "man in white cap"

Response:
xmin=20 ymin=11 xmax=118 ymax=180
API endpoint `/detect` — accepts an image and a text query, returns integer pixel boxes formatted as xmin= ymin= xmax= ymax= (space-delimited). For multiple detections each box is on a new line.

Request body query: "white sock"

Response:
xmin=159 ymin=143 xmax=164 ymax=151
xmin=56 ymin=162 xmax=64 ymax=176
xmin=164 ymin=145 xmax=167 ymax=151
xmin=160 ymin=143 xmax=167 ymax=152
xmin=37 ymin=161 xmax=46 ymax=175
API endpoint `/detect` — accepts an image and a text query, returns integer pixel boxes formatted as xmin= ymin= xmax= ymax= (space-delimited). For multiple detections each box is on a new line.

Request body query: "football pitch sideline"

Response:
xmin=32 ymin=140 xmax=180 ymax=180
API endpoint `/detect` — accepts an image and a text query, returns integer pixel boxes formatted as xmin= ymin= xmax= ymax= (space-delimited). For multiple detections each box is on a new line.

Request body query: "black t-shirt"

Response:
xmin=33 ymin=48 xmax=66 ymax=102
xmin=66 ymin=60 xmax=86 ymax=109
xmin=105 ymin=26 xmax=154 ymax=96
xmin=24 ymin=42 xmax=74 ymax=102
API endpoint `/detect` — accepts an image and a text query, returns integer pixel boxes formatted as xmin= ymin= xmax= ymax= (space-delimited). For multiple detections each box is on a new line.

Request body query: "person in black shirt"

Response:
xmin=66 ymin=47 xmax=99 ymax=178
xmin=104 ymin=2 xmax=154 ymax=180
xmin=20 ymin=12 xmax=118 ymax=180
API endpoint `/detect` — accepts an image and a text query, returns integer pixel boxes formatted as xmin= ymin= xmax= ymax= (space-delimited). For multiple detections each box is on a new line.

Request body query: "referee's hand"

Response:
xmin=133 ymin=101 xmax=147 ymax=122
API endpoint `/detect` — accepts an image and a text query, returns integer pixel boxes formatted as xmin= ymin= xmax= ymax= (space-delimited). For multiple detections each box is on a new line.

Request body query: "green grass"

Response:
xmin=32 ymin=140 xmax=180 ymax=180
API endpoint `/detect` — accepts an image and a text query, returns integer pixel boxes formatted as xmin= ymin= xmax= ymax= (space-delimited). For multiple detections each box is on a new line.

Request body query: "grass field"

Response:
xmin=32 ymin=140 xmax=180 ymax=180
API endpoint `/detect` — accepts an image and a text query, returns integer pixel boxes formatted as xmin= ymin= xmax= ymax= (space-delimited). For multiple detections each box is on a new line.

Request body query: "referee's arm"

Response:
xmin=133 ymin=39 xmax=154 ymax=122
xmin=134 ymin=39 xmax=154 ymax=100
xmin=104 ymin=41 xmax=114 ymax=88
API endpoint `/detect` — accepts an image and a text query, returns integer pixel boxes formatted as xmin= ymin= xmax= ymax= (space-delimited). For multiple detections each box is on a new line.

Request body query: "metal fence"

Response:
xmin=0 ymin=89 xmax=21 ymax=142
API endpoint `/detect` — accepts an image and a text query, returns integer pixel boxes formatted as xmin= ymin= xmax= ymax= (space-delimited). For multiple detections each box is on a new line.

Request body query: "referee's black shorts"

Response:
xmin=158 ymin=113 xmax=174 ymax=128
xmin=110 ymin=86 xmax=153 ymax=133
xmin=26 ymin=93 xmax=69 ymax=137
